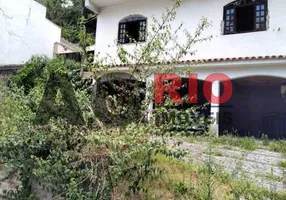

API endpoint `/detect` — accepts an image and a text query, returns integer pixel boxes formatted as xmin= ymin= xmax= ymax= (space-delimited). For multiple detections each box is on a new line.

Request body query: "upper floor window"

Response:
xmin=118 ymin=15 xmax=147 ymax=44
xmin=224 ymin=0 xmax=267 ymax=35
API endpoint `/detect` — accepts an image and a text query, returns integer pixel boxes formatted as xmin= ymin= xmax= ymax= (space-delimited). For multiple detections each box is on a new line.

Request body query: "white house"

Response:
xmin=86 ymin=0 xmax=286 ymax=139
xmin=0 ymin=0 xmax=61 ymax=68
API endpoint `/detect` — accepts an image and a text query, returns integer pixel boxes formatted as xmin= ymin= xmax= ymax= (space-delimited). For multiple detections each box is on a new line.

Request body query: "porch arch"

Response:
xmin=229 ymin=74 xmax=286 ymax=81
xmin=92 ymin=72 xmax=146 ymax=123
xmin=219 ymin=75 xmax=286 ymax=139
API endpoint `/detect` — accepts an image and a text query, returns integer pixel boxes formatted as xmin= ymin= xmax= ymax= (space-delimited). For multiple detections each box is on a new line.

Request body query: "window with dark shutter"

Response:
xmin=118 ymin=15 xmax=147 ymax=44
xmin=223 ymin=0 xmax=267 ymax=35
xmin=255 ymin=3 xmax=266 ymax=30
xmin=225 ymin=8 xmax=235 ymax=34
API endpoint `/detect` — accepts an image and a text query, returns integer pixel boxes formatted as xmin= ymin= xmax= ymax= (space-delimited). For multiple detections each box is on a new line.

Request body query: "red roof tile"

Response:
xmin=114 ymin=55 xmax=286 ymax=67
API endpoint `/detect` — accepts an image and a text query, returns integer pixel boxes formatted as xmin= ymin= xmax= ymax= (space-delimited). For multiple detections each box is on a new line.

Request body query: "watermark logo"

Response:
xmin=154 ymin=73 xmax=233 ymax=104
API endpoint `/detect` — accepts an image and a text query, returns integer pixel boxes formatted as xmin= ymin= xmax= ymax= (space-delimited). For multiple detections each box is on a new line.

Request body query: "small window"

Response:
xmin=118 ymin=15 xmax=147 ymax=44
xmin=223 ymin=0 xmax=267 ymax=34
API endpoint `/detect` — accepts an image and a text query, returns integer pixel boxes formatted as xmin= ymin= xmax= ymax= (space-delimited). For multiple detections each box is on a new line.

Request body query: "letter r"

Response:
xmin=154 ymin=74 xmax=183 ymax=104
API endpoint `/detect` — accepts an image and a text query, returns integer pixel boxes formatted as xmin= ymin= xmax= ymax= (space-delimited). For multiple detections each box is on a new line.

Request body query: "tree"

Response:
xmin=36 ymin=0 xmax=94 ymax=43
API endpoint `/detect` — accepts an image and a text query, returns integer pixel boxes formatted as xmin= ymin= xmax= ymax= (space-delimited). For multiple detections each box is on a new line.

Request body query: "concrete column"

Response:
xmin=210 ymin=81 xmax=220 ymax=137
xmin=146 ymin=74 xmax=154 ymax=121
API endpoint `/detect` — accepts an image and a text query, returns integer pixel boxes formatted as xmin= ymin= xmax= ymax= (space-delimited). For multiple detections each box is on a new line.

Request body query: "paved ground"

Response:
xmin=163 ymin=138 xmax=286 ymax=192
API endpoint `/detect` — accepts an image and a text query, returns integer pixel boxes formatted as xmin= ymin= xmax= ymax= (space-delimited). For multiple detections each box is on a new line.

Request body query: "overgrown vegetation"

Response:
xmin=139 ymin=154 xmax=286 ymax=200
xmin=36 ymin=0 xmax=94 ymax=43
xmin=1 ymin=0 xmax=286 ymax=199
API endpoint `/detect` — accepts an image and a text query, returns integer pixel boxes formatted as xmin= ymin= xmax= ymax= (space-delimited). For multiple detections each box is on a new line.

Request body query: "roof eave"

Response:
xmin=85 ymin=0 xmax=100 ymax=14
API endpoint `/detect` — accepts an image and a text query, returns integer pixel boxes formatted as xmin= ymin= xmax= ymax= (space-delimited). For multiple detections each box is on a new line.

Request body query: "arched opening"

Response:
xmin=93 ymin=73 xmax=146 ymax=124
xmin=219 ymin=76 xmax=286 ymax=139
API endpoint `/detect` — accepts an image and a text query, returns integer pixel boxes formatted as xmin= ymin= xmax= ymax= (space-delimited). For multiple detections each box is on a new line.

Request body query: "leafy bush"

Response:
xmin=152 ymin=97 xmax=211 ymax=136
xmin=262 ymin=134 xmax=270 ymax=146
xmin=0 ymin=55 xmax=186 ymax=199
xmin=0 ymin=107 xmax=183 ymax=199
xmin=0 ymin=83 xmax=34 ymax=137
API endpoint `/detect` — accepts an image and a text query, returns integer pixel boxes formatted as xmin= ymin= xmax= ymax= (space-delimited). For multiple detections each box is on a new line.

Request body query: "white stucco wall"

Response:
xmin=0 ymin=0 xmax=61 ymax=65
xmin=141 ymin=60 xmax=286 ymax=135
xmin=94 ymin=0 xmax=286 ymax=63
xmin=90 ymin=0 xmax=286 ymax=137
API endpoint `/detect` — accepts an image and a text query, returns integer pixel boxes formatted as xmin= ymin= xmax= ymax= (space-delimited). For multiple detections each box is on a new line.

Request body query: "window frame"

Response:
xmin=223 ymin=0 xmax=268 ymax=35
xmin=118 ymin=15 xmax=147 ymax=44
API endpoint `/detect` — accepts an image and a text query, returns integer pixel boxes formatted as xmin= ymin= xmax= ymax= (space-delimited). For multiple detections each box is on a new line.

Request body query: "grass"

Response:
xmin=114 ymin=154 xmax=196 ymax=199
xmin=115 ymin=153 xmax=286 ymax=200
xmin=213 ymin=150 xmax=223 ymax=157
xmin=269 ymin=140 xmax=286 ymax=155
xmin=180 ymin=133 xmax=286 ymax=155
xmin=256 ymin=172 xmax=284 ymax=182
xmin=212 ymin=135 xmax=257 ymax=151
xmin=113 ymin=130 xmax=286 ymax=199
xmin=182 ymin=134 xmax=258 ymax=151
xmin=279 ymin=160 xmax=286 ymax=169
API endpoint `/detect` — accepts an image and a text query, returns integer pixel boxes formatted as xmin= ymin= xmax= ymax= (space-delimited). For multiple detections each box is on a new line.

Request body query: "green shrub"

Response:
xmin=0 ymin=62 xmax=184 ymax=199
xmin=171 ymin=181 xmax=189 ymax=196
xmin=262 ymin=134 xmax=270 ymax=146
xmin=269 ymin=140 xmax=286 ymax=155
xmin=279 ymin=160 xmax=286 ymax=169
xmin=0 ymin=83 xmax=34 ymax=137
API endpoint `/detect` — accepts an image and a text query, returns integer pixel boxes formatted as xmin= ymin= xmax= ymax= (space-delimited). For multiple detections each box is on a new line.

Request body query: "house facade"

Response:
xmin=86 ymin=0 xmax=286 ymax=139
xmin=0 ymin=0 xmax=61 ymax=76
